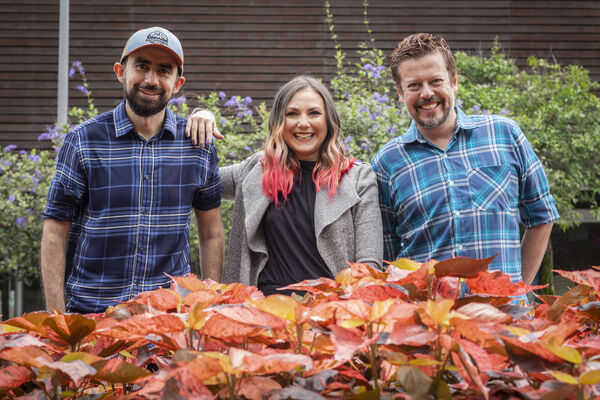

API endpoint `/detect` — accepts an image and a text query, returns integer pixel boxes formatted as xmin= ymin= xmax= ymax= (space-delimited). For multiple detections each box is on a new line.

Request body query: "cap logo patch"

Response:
xmin=146 ymin=31 xmax=168 ymax=46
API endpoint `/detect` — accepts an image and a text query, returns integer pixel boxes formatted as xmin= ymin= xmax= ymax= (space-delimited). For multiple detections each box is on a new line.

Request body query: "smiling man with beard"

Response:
xmin=41 ymin=27 xmax=224 ymax=314
xmin=371 ymin=33 xmax=559 ymax=297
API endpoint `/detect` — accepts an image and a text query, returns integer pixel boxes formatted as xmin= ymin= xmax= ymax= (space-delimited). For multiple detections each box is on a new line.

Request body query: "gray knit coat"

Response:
xmin=220 ymin=152 xmax=383 ymax=286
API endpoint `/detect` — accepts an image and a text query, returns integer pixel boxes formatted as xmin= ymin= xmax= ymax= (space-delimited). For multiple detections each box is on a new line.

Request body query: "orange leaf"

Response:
xmin=467 ymin=270 xmax=547 ymax=296
xmin=308 ymin=300 xmax=371 ymax=325
xmin=434 ymin=256 xmax=495 ymax=279
xmin=455 ymin=337 xmax=509 ymax=373
xmin=231 ymin=348 xmax=312 ymax=374
xmin=451 ymin=319 xmax=507 ymax=356
xmin=0 ymin=365 xmax=34 ymax=391
xmin=436 ymin=277 xmax=460 ymax=300
xmin=95 ymin=314 xmax=184 ymax=341
xmin=500 ymin=335 xmax=564 ymax=363
xmin=160 ymin=367 xmax=214 ymax=399
xmin=250 ymin=295 xmax=304 ymax=323
xmin=169 ymin=274 xmax=210 ymax=292
xmin=222 ymin=283 xmax=264 ymax=303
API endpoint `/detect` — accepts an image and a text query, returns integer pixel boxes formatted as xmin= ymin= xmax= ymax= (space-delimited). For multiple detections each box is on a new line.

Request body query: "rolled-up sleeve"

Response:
xmin=43 ymin=131 xmax=87 ymax=221
xmin=193 ymin=143 xmax=222 ymax=210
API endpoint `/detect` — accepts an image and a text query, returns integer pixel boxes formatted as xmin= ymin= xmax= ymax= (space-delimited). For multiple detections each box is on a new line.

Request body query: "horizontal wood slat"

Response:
xmin=1 ymin=0 xmax=599 ymax=148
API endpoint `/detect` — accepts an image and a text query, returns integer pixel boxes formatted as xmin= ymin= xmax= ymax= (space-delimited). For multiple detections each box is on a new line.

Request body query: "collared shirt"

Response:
xmin=43 ymin=101 xmax=221 ymax=313
xmin=371 ymin=107 xmax=559 ymax=284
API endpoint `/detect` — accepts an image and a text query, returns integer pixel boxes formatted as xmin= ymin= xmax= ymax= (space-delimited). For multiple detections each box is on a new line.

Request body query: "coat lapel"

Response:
xmin=314 ymin=173 xmax=359 ymax=238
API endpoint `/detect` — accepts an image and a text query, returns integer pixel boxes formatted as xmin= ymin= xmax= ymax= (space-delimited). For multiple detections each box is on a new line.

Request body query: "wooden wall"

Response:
xmin=1 ymin=0 xmax=599 ymax=148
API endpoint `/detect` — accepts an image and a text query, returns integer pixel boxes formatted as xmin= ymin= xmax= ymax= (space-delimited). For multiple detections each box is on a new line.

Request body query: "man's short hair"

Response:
xmin=390 ymin=33 xmax=456 ymax=89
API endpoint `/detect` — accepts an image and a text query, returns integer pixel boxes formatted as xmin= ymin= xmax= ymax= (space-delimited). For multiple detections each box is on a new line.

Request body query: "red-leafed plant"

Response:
xmin=1 ymin=258 xmax=600 ymax=399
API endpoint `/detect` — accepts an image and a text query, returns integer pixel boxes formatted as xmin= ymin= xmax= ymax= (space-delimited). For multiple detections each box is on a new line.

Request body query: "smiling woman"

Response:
xmin=187 ymin=75 xmax=384 ymax=296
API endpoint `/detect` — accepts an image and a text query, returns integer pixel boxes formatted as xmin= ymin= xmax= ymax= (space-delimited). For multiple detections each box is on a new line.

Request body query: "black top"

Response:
xmin=258 ymin=160 xmax=333 ymax=296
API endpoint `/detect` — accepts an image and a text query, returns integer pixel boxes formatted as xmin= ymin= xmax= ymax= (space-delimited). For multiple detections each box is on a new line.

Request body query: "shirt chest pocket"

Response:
xmin=467 ymin=165 xmax=519 ymax=212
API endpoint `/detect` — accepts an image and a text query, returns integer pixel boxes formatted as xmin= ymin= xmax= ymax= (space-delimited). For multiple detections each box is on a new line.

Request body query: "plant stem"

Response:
xmin=367 ymin=324 xmax=380 ymax=393
xmin=296 ymin=323 xmax=303 ymax=354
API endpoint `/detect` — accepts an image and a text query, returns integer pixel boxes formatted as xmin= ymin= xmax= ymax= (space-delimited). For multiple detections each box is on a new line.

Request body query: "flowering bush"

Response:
xmin=1 ymin=257 xmax=600 ymax=398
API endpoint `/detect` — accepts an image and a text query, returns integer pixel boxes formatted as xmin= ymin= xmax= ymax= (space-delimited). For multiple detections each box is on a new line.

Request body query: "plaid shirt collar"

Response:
xmin=398 ymin=107 xmax=479 ymax=145
xmin=113 ymin=100 xmax=177 ymax=140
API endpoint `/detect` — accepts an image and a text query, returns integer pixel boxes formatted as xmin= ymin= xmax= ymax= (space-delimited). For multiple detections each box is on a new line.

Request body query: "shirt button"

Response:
xmin=144 ymin=175 xmax=150 ymax=180
xmin=139 ymin=246 xmax=145 ymax=251
xmin=454 ymin=211 xmax=461 ymax=216
xmin=448 ymin=180 xmax=455 ymax=186
xmin=457 ymin=244 xmax=463 ymax=250
xmin=442 ymin=154 xmax=448 ymax=159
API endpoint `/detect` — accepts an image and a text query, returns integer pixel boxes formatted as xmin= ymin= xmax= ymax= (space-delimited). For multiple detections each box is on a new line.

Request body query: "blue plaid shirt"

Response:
xmin=43 ymin=101 xmax=221 ymax=313
xmin=371 ymin=107 xmax=559 ymax=284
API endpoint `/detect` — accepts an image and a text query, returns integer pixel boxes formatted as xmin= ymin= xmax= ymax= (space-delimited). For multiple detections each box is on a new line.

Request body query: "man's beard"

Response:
xmin=412 ymin=96 xmax=453 ymax=129
xmin=124 ymin=83 xmax=170 ymax=117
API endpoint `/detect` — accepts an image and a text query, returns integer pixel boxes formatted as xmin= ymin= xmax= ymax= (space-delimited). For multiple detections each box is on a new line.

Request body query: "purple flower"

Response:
xmin=218 ymin=91 xmax=226 ymax=100
xmin=500 ymin=109 xmax=510 ymax=115
xmin=32 ymin=177 xmax=39 ymax=187
xmin=482 ymin=109 xmax=489 ymax=115
xmin=372 ymin=93 xmax=389 ymax=104
xmin=71 ymin=61 xmax=84 ymax=76
xmin=386 ymin=126 xmax=398 ymax=135
xmin=76 ymin=85 xmax=89 ymax=95
xmin=19 ymin=150 xmax=26 ymax=155
xmin=4 ymin=144 xmax=17 ymax=152
xmin=16 ymin=216 xmax=27 ymax=227
xmin=224 ymin=96 xmax=239 ymax=107
xmin=69 ymin=67 xmax=75 ymax=78
xmin=3 ymin=160 xmax=10 ymax=167
xmin=472 ymin=105 xmax=481 ymax=113
xmin=360 ymin=142 xmax=371 ymax=150
xmin=456 ymin=99 xmax=464 ymax=108
xmin=28 ymin=155 xmax=41 ymax=163
xmin=242 ymin=96 xmax=252 ymax=105
xmin=220 ymin=118 xmax=226 ymax=126
xmin=229 ymin=151 xmax=236 ymax=158
xmin=363 ymin=63 xmax=374 ymax=72
xmin=243 ymin=146 xmax=252 ymax=152
xmin=38 ymin=132 xmax=52 ymax=141
xmin=344 ymin=135 xmax=353 ymax=144
xmin=169 ymin=96 xmax=186 ymax=106
xmin=8 ymin=194 xmax=15 ymax=203
xmin=357 ymin=106 xmax=369 ymax=114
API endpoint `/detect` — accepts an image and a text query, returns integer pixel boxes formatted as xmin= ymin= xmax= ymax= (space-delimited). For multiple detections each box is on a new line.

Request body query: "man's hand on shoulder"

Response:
xmin=185 ymin=108 xmax=225 ymax=148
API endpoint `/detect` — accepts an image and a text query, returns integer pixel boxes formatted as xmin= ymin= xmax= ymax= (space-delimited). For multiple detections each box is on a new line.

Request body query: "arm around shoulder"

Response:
xmin=41 ymin=219 xmax=72 ymax=312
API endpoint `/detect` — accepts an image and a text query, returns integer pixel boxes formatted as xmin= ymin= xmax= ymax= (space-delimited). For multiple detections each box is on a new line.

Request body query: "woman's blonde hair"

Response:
xmin=262 ymin=75 xmax=351 ymax=206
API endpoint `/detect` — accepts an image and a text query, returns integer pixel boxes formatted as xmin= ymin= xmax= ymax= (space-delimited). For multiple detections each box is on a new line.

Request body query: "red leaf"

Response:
xmin=234 ymin=349 xmax=313 ymax=374
xmin=451 ymin=319 xmax=507 ymax=356
xmin=2 ymin=312 xmax=51 ymax=336
xmin=41 ymin=313 xmax=96 ymax=346
xmin=385 ymin=322 xmax=436 ymax=346
xmin=500 ymin=336 xmax=564 ymax=363
xmin=183 ymin=289 xmax=224 ymax=307
xmin=436 ymin=277 xmax=460 ymax=300
xmin=161 ymin=367 xmax=213 ymax=399
xmin=237 ymin=376 xmax=282 ymax=400
xmin=36 ymin=359 xmax=96 ymax=385
xmin=91 ymin=358 xmax=150 ymax=383
xmin=336 ymin=366 xmax=370 ymax=384
xmin=456 ymin=303 xmax=512 ymax=324
xmin=281 ymin=277 xmax=340 ymax=294
xmin=467 ymin=270 xmax=547 ymax=296
xmin=308 ymin=300 xmax=372 ymax=325
xmin=434 ymin=256 xmax=496 ymax=279
xmin=95 ymin=314 xmax=184 ymax=341
xmin=348 ymin=284 xmax=407 ymax=302
xmin=328 ymin=324 xmax=378 ymax=361
xmin=380 ymin=302 xmax=419 ymax=324
xmin=198 ymin=313 xmax=263 ymax=339
xmin=388 ymin=261 xmax=430 ymax=289
xmin=169 ymin=274 xmax=210 ymax=292
xmin=455 ymin=337 xmax=509 ymax=373
xmin=212 ymin=304 xmax=287 ymax=330
xmin=553 ymin=269 xmax=600 ymax=293
xmin=451 ymin=347 xmax=490 ymax=400
xmin=0 ymin=365 xmax=34 ymax=391
xmin=222 ymin=283 xmax=265 ymax=303
xmin=347 ymin=261 xmax=388 ymax=280
xmin=0 ymin=346 xmax=52 ymax=368
xmin=128 ymin=288 xmax=180 ymax=311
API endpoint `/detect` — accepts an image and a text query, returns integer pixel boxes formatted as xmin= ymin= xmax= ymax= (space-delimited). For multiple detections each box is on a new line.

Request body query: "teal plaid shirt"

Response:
xmin=371 ymin=107 xmax=559 ymax=284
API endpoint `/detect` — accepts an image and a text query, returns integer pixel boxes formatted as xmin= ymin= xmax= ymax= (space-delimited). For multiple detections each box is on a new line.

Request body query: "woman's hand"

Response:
xmin=185 ymin=108 xmax=225 ymax=147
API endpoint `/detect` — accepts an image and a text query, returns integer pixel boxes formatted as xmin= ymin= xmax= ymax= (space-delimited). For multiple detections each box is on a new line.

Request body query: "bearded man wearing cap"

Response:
xmin=41 ymin=27 xmax=224 ymax=314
